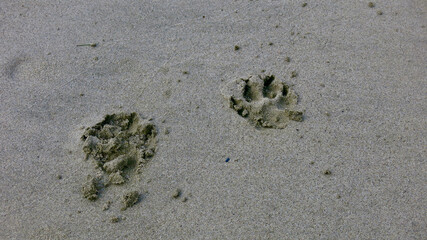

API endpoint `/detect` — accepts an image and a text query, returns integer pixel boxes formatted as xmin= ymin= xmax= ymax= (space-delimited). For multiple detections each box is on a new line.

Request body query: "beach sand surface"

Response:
xmin=0 ymin=1 xmax=426 ymax=239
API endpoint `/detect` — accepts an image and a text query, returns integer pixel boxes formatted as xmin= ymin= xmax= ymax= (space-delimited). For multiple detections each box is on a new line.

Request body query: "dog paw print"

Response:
xmin=221 ymin=74 xmax=303 ymax=128
xmin=80 ymin=112 xmax=157 ymax=200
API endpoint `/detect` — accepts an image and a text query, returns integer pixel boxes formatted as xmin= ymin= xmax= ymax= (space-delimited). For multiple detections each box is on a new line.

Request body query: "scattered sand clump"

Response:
xmin=121 ymin=191 xmax=140 ymax=210
xmin=82 ymin=175 xmax=101 ymax=201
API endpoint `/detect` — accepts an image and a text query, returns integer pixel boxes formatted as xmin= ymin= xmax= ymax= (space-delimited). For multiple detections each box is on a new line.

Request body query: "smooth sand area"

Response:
xmin=1 ymin=1 xmax=426 ymax=239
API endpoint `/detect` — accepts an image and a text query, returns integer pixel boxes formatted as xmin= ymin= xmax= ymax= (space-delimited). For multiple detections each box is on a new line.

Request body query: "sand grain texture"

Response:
xmin=1 ymin=0 xmax=426 ymax=239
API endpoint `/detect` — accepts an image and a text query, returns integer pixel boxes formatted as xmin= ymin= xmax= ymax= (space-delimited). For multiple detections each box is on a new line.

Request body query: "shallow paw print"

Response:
xmin=222 ymin=74 xmax=303 ymax=129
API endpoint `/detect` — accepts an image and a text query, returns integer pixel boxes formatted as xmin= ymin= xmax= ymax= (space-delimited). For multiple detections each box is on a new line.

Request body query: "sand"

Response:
xmin=1 ymin=0 xmax=426 ymax=239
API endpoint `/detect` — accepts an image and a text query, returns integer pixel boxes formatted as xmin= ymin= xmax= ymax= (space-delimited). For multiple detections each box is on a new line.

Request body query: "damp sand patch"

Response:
xmin=221 ymin=74 xmax=303 ymax=128
xmin=80 ymin=112 xmax=157 ymax=203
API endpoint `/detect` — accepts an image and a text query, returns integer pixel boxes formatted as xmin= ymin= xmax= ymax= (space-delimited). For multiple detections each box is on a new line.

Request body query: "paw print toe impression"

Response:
xmin=222 ymin=74 xmax=303 ymax=129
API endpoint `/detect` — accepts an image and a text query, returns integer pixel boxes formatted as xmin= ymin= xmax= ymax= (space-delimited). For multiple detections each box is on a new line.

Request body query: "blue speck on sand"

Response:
xmin=225 ymin=158 xmax=230 ymax=162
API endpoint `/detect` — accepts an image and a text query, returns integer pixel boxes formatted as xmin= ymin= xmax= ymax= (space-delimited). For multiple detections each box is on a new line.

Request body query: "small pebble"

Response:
xmin=291 ymin=71 xmax=298 ymax=78
xmin=172 ymin=189 xmax=181 ymax=198
xmin=111 ymin=216 xmax=120 ymax=223
xmin=103 ymin=201 xmax=112 ymax=211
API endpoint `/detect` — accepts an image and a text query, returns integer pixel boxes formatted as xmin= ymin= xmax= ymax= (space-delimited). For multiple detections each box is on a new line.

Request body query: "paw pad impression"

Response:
xmin=222 ymin=74 xmax=303 ymax=128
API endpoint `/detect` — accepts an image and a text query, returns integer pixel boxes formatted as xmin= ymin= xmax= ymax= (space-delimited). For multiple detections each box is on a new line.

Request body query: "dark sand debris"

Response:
xmin=121 ymin=191 xmax=140 ymax=210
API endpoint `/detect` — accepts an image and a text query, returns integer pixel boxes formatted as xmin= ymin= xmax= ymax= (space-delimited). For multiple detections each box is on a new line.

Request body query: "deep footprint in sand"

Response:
xmin=222 ymin=74 xmax=303 ymax=128
xmin=80 ymin=112 xmax=157 ymax=201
